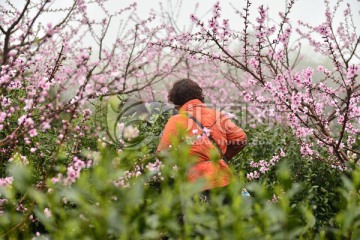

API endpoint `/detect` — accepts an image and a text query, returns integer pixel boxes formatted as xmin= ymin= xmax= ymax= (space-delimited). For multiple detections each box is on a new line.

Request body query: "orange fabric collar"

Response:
xmin=179 ymin=99 xmax=205 ymax=113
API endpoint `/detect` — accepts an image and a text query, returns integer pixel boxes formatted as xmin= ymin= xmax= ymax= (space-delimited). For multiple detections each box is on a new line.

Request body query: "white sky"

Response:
xmin=95 ymin=0 xmax=360 ymax=61
xmin=30 ymin=0 xmax=360 ymax=34
xmin=105 ymin=0 xmax=360 ymax=29
xmin=8 ymin=0 xmax=360 ymax=62
xmin=94 ymin=0 xmax=359 ymax=57
xmin=125 ymin=0 xmax=360 ymax=27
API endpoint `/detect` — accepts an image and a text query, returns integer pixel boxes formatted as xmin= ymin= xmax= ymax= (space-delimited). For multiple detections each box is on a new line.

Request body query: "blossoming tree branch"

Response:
xmin=156 ymin=0 xmax=359 ymax=168
xmin=0 ymin=0 xmax=359 ymax=237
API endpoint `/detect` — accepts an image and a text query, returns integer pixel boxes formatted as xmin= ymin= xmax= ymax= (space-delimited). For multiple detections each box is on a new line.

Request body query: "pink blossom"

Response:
xmin=300 ymin=144 xmax=314 ymax=156
xmin=280 ymin=149 xmax=285 ymax=157
xmin=51 ymin=174 xmax=62 ymax=184
xmin=247 ymin=171 xmax=260 ymax=180
xmin=41 ymin=122 xmax=51 ymax=131
xmin=24 ymin=118 xmax=34 ymax=127
xmin=44 ymin=208 xmax=52 ymax=218
xmin=86 ymin=160 xmax=92 ymax=168
xmin=29 ymin=129 xmax=37 ymax=137
xmin=316 ymin=24 xmax=330 ymax=36
xmin=17 ymin=115 xmax=26 ymax=125
xmin=0 ymin=112 xmax=6 ymax=123
xmin=250 ymin=160 xmax=259 ymax=168
xmin=24 ymin=99 xmax=33 ymax=111
xmin=202 ymin=127 xmax=211 ymax=137
xmin=146 ymin=159 xmax=163 ymax=173
xmin=249 ymin=58 xmax=259 ymax=68
xmin=260 ymin=166 xmax=269 ymax=173
xmin=317 ymin=65 xmax=325 ymax=72
xmin=51 ymin=177 xmax=59 ymax=184
xmin=1 ymin=97 xmax=11 ymax=107
xmin=66 ymin=166 xmax=78 ymax=184
xmin=123 ymin=125 xmax=139 ymax=140
xmin=271 ymin=194 xmax=278 ymax=203
xmin=190 ymin=14 xmax=197 ymax=23
xmin=0 ymin=176 xmax=14 ymax=187
xmin=243 ymin=93 xmax=252 ymax=102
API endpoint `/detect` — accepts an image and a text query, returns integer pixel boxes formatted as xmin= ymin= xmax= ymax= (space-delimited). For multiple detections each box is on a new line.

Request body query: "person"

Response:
xmin=157 ymin=79 xmax=247 ymax=194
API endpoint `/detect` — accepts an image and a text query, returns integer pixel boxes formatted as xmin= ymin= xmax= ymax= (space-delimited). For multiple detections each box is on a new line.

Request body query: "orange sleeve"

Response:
xmin=220 ymin=116 xmax=247 ymax=144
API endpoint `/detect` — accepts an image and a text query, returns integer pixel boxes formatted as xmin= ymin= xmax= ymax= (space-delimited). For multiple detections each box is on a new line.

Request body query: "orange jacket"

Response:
xmin=157 ymin=99 xmax=247 ymax=190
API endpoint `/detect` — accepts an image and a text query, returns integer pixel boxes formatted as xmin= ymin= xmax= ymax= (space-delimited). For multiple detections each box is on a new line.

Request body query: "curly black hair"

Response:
xmin=168 ymin=79 xmax=205 ymax=106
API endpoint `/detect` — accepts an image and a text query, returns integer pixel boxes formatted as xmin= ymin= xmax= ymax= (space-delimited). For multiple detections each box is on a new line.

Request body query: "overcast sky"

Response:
xmin=97 ymin=1 xmax=358 ymax=50
xmin=94 ymin=0 xmax=360 ymax=61
xmin=34 ymin=0 xmax=359 ymax=33
xmin=9 ymin=0 xmax=360 ymax=62
xmin=122 ymin=0 xmax=360 ymax=28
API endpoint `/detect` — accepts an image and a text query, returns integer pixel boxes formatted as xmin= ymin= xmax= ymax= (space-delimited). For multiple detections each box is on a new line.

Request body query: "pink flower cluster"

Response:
xmin=51 ymin=157 xmax=91 ymax=186
xmin=247 ymin=150 xmax=285 ymax=180
xmin=9 ymin=153 xmax=29 ymax=165
xmin=300 ymin=143 xmax=314 ymax=157
xmin=330 ymin=164 xmax=348 ymax=172
xmin=146 ymin=159 xmax=164 ymax=181
xmin=114 ymin=164 xmax=142 ymax=188
xmin=44 ymin=208 xmax=52 ymax=218
xmin=146 ymin=158 xmax=163 ymax=173
xmin=268 ymin=194 xmax=279 ymax=203
xmin=255 ymin=5 xmax=268 ymax=43
xmin=113 ymin=158 xmax=169 ymax=188
xmin=1 ymin=0 xmax=188 ymax=180
xmin=0 ymin=176 xmax=13 ymax=188
xmin=278 ymin=28 xmax=292 ymax=45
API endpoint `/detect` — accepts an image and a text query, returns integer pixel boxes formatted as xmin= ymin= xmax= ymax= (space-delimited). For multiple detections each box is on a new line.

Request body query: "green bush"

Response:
xmin=232 ymin=125 xmax=351 ymax=233
xmin=0 ymin=133 xmax=359 ymax=239
xmin=1 ymin=98 xmax=359 ymax=238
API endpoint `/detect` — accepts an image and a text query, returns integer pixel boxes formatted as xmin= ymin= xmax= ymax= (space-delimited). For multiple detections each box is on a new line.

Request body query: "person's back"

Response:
xmin=157 ymin=79 xmax=247 ymax=190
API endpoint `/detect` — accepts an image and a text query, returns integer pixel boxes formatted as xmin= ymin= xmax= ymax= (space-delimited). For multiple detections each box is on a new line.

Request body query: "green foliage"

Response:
xmin=1 ymin=100 xmax=359 ymax=239
xmin=231 ymin=125 xmax=296 ymax=175
xmin=0 ymin=89 xmax=99 ymax=184
xmin=231 ymin=124 xmax=352 ymax=233
xmin=0 ymin=133 xmax=359 ymax=239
